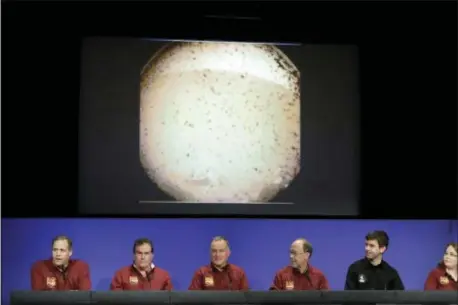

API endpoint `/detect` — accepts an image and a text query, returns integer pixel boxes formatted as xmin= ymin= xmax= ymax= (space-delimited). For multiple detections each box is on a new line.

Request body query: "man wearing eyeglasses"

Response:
xmin=269 ymin=238 xmax=329 ymax=290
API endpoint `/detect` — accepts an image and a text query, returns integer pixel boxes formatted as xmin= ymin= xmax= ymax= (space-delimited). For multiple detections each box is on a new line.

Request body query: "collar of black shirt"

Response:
xmin=364 ymin=258 xmax=387 ymax=269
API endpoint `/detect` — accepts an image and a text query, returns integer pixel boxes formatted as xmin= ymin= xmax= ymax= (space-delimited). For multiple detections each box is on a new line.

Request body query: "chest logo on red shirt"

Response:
xmin=204 ymin=276 xmax=214 ymax=287
xmin=439 ymin=276 xmax=449 ymax=285
xmin=285 ymin=280 xmax=294 ymax=290
xmin=46 ymin=277 xmax=56 ymax=288
xmin=129 ymin=276 xmax=139 ymax=285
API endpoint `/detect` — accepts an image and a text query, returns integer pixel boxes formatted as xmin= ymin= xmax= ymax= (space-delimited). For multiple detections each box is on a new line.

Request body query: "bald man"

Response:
xmin=270 ymin=238 xmax=329 ymax=290
xmin=189 ymin=236 xmax=249 ymax=290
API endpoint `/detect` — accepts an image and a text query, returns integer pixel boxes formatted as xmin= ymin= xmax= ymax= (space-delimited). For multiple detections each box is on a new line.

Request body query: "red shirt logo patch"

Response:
xmin=204 ymin=276 xmax=214 ymax=287
xmin=439 ymin=276 xmax=449 ymax=285
xmin=129 ymin=276 xmax=139 ymax=285
xmin=285 ymin=280 xmax=294 ymax=290
xmin=46 ymin=277 xmax=56 ymax=288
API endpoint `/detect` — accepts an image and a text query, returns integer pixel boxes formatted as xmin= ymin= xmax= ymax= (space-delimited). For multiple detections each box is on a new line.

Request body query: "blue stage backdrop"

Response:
xmin=2 ymin=219 xmax=457 ymax=303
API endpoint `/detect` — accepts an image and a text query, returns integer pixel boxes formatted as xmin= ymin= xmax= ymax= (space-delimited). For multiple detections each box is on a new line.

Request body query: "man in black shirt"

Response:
xmin=345 ymin=230 xmax=404 ymax=290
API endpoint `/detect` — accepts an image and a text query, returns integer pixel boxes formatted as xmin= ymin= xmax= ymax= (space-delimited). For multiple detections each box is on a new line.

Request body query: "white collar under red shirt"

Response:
xmin=133 ymin=263 xmax=155 ymax=272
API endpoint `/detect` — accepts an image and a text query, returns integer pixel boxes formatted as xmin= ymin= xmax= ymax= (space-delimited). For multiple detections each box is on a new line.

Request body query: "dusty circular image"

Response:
xmin=140 ymin=41 xmax=301 ymax=203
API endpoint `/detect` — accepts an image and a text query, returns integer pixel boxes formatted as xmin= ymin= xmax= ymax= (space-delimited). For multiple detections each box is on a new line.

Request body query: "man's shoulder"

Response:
xmin=309 ymin=265 xmax=326 ymax=277
xmin=194 ymin=265 xmax=211 ymax=275
xmin=70 ymin=259 xmax=90 ymax=269
xmin=114 ymin=265 xmax=133 ymax=275
xmin=154 ymin=266 xmax=171 ymax=277
xmin=229 ymin=264 xmax=246 ymax=274
xmin=348 ymin=258 xmax=366 ymax=270
xmin=31 ymin=259 xmax=49 ymax=270
xmin=381 ymin=260 xmax=399 ymax=273
xmin=275 ymin=266 xmax=293 ymax=275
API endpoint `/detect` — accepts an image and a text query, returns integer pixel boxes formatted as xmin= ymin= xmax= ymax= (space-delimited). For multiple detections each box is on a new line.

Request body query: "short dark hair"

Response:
xmin=365 ymin=230 xmax=389 ymax=248
xmin=52 ymin=236 xmax=73 ymax=250
xmin=133 ymin=238 xmax=154 ymax=254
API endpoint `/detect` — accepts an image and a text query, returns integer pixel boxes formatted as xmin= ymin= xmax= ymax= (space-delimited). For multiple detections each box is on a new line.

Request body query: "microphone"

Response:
xmin=58 ymin=265 xmax=68 ymax=282
xmin=146 ymin=272 xmax=152 ymax=281
xmin=62 ymin=271 xmax=68 ymax=289
xmin=146 ymin=270 xmax=154 ymax=289
xmin=304 ymin=270 xmax=313 ymax=288
xmin=227 ymin=272 xmax=233 ymax=290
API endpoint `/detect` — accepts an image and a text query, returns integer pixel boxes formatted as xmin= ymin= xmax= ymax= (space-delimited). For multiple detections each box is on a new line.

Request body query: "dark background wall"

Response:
xmin=2 ymin=218 xmax=457 ymax=304
xmin=2 ymin=2 xmax=457 ymax=218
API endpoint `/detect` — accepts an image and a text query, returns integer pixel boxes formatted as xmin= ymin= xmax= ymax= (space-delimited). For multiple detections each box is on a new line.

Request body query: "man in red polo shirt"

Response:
xmin=270 ymin=238 xmax=329 ymax=290
xmin=189 ymin=236 xmax=249 ymax=290
xmin=30 ymin=235 xmax=91 ymax=291
xmin=110 ymin=238 xmax=172 ymax=290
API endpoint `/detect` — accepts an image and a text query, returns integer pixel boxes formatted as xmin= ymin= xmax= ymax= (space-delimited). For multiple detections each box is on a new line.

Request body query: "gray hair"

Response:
xmin=211 ymin=236 xmax=230 ymax=249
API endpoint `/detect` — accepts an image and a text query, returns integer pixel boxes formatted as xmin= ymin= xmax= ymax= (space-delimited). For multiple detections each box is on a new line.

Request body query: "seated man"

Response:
xmin=189 ymin=236 xmax=249 ymax=290
xmin=110 ymin=238 xmax=172 ymax=290
xmin=30 ymin=235 xmax=91 ymax=291
xmin=270 ymin=238 xmax=329 ymax=290
xmin=344 ymin=230 xmax=404 ymax=290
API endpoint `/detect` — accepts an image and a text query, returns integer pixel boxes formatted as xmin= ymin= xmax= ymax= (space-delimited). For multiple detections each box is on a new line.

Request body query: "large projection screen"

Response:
xmin=79 ymin=37 xmax=360 ymax=216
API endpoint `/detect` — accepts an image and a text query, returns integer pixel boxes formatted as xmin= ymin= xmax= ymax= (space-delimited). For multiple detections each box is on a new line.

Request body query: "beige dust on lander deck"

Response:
xmin=139 ymin=41 xmax=301 ymax=203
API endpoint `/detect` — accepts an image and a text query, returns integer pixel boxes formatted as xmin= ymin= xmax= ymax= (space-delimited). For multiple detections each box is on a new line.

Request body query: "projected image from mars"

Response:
xmin=79 ymin=37 xmax=360 ymax=215
xmin=139 ymin=42 xmax=301 ymax=203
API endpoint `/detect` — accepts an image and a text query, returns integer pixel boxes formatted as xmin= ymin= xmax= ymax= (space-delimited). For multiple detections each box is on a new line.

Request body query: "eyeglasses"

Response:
xmin=290 ymin=251 xmax=307 ymax=256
